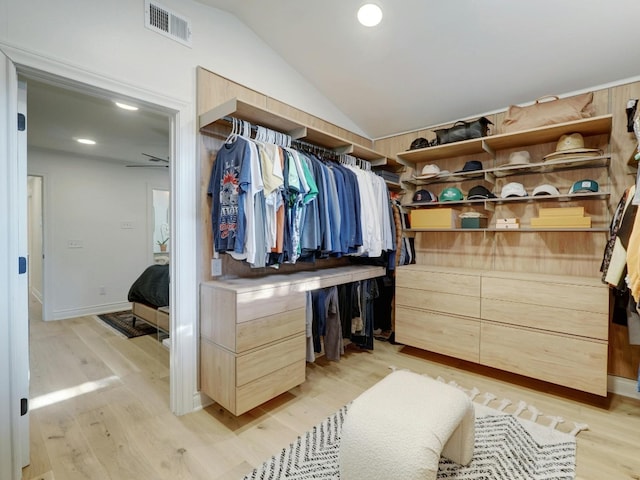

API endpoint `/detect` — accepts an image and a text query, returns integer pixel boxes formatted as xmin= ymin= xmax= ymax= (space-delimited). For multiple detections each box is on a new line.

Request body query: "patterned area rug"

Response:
xmin=96 ymin=310 xmax=157 ymax=338
xmin=242 ymin=376 xmax=583 ymax=480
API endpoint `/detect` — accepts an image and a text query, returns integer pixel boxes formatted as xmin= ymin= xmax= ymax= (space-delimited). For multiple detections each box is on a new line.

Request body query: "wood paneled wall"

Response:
xmin=374 ymin=83 xmax=640 ymax=380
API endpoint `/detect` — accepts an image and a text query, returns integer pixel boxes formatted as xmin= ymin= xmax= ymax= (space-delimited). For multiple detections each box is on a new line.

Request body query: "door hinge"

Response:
xmin=17 ymin=113 xmax=25 ymax=131
xmin=18 ymin=256 xmax=27 ymax=274
xmin=20 ymin=398 xmax=28 ymax=416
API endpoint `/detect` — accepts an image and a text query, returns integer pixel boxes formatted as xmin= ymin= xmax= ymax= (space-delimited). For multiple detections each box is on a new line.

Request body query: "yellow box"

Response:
xmin=531 ymin=215 xmax=591 ymax=228
xmin=538 ymin=207 xmax=585 ymax=217
xmin=410 ymin=208 xmax=459 ymax=229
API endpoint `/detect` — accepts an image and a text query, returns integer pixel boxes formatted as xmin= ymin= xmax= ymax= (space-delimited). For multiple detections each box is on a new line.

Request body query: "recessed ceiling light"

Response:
xmin=357 ymin=4 xmax=382 ymax=27
xmin=77 ymin=138 xmax=96 ymax=145
xmin=115 ymin=101 xmax=139 ymax=111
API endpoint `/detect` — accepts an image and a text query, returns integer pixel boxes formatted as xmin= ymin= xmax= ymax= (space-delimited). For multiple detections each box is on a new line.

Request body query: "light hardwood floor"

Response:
xmin=23 ymin=310 xmax=640 ymax=480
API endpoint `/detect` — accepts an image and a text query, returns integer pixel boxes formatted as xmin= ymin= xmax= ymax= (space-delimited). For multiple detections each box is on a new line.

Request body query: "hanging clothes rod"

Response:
xmin=220 ymin=114 xmax=371 ymax=170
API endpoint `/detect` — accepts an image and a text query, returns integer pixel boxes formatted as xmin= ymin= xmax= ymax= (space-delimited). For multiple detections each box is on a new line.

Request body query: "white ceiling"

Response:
xmin=26 ymin=79 xmax=170 ymax=166
xmin=196 ymin=0 xmax=640 ymax=139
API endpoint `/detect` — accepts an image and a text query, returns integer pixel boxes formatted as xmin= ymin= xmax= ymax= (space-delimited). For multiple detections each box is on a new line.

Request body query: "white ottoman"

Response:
xmin=339 ymin=370 xmax=475 ymax=480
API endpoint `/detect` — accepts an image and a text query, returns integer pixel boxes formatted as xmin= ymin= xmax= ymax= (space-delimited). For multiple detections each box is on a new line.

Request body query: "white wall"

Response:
xmin=0 ymin=0 xmax=366 ymax=137
xmin=27 ymin=175 xmax=43 ymax=302
xmin=28 ymin=148 xmax=169 ymax=320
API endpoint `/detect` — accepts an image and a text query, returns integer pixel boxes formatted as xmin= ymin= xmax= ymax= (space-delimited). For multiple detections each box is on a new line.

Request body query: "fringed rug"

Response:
xmin=96 ymin=310 xmax=157 ymax=338
xmin=242 ymin=372 xmax=586 ymax=480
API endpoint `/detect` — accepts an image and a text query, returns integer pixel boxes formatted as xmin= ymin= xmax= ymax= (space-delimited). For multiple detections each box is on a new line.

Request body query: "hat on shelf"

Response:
xmin=508 ymin=150 xmax=532 ymax=165
xmin=439 ymin=187 xmax=464 ymax=202
xmin=532 ymin=184 xmax=561 ymax=196
xmin=500 ymin=182 xmax=528 ymax=198
xmin=417 ymin=164 xmax=441 ymax=178
xmin=412 ymin=189 xmax=438 ymax=203
xmin=543 ymin=133 xmax=601 ymax=162
xmin=456 ymin=160 xmax=483 ymax=173
xmin=569 ymin=179 xmax=599 ymax=194
xmin=409 ymin=137 xmax=430 ymax=150
xmin=467 ymin=185 xmax=497 ymax=200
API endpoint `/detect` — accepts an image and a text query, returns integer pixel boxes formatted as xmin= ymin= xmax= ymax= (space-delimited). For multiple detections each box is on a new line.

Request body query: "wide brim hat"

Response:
xmin=543 ymin=132 xmax=601 ymax=162
xmin=508 ymin=150 xmax=531 ymax=165
xmin=414 ymin=164 xmax=440 ymax=179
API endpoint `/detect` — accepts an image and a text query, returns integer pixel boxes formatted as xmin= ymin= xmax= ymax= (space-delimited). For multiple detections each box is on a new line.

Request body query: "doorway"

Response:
xmin=27 ymin=175 xmax=44 ymax=322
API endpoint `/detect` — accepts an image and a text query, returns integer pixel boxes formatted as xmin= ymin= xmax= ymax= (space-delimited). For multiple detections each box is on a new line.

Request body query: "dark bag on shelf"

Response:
xmin=433 ymin=116 xmax=493 ymax=145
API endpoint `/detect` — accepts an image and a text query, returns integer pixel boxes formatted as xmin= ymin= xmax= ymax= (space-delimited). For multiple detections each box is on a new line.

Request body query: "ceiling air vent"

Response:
xmin=144 ymin=0 xmax=192 ymax=47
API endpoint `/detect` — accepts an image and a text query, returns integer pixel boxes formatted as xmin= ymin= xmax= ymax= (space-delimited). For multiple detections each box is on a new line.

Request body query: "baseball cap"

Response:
xmin=412 ymin=189 xmax=438 ymax=203
xmin=500 ymin=182 xmax=527 ymax=198
xmin=467 ymin=185 xmax=497 ymax=200
xmin=532 ymin=184 xmax=560 ymax=196
xmin=456 ymin=160 xmax=483 ymax=173
xmin=569 ymin=179 xmax=599 ymax=194
xmin=439 ymin=187 xmax=464 ymax=202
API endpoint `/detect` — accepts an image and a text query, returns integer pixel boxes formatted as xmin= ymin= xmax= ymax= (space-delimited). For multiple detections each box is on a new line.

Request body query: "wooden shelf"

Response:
xmin=405 ymin=191 xmax=610 ymax=209
xmin=396 ymin=114 xmax=613 ymax=166
xmin=405 ymin=227 xmax=609 ymax=233
xmin=199 ymin=97 xmax=392 ymax=166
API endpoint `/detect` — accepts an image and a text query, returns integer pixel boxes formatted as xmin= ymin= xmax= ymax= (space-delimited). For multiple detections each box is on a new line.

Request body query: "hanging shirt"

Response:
xmin=208 ymin=137 xmax=251 ymax=253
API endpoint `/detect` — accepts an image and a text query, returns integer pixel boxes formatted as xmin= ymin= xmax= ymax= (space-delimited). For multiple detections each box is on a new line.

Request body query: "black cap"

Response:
xmin=456 ymin=160 xmax=483 ymax=173
xmin=467 ymin=185 xmax=496 ymax=200
xmin=409 ymin=137 xmax=429 ymax=150
xmin=412 ymin=189 xmax=437 ymax=203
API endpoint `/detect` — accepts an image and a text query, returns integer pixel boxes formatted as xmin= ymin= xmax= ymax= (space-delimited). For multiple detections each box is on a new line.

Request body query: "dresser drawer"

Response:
xmin=237 ymin=289 xmax=306 ymax=322
xmin=481 ymin=297 xmax=608 ymax=340
xmin=397 ymin=267 xmax=481 ymax=296
xmin=236 ymin=308 xmax=305 ymax=353
xmin=236 ymin=334 xmax=305 ymax=387
xmin=396 ymin=287 xmax=480 ymax=318
xmin=236 ymin=360 xmax=306 ymax=415
xmin=481 ymin=276 xmax=608 ymax=315
xmin=395 ymin=306 xmax=480 ymax=362
xmin=480 ymin=322 xmax=607 ymax=396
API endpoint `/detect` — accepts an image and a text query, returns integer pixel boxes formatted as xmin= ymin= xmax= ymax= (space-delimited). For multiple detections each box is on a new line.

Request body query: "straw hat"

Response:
xmin=543 ymin=133 xmax=601 ymax=162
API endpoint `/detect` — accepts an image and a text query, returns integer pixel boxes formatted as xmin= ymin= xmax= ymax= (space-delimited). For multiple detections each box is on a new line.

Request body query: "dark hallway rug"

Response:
xmin=96 ymin=310 xmax=157 ymax=338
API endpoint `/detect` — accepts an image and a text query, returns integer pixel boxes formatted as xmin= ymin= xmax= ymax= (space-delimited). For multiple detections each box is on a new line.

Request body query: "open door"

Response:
xmin=0 ymin=50 xmax=30 ymax=480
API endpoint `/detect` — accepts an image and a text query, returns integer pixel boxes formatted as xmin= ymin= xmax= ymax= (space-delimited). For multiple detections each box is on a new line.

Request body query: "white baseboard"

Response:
xmin=608 ymin=374 xmax=640 ymax=400
xmin=51 ymin=301 xmax=131 ymax=321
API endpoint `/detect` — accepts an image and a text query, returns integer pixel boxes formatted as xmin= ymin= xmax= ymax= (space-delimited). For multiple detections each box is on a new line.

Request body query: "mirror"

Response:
xmin=153 ymin=189 xmax=170 ymax=254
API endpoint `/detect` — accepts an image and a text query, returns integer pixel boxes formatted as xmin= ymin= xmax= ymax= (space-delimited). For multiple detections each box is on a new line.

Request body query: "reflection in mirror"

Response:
xmin=153 ymin=189 xmax=170 ymax=254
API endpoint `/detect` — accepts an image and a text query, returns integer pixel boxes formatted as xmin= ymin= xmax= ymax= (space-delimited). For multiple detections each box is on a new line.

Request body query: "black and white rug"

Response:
xmin=242 ymin=387 xmax=579 ymax=480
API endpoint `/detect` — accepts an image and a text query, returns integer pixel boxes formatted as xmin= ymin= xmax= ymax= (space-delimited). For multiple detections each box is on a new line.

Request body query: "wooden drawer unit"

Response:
xmin=200 ymin=280 xmax=306 ymax=415
xmin=199 ymin=265 xmax=385 ymax=415
xmin=480 ymin=322 xmax=608 ymax=396
xmin=395 ymin=266 xmax=609 ymax=396
xmin=396 ymin=306 xmax=480 ymax=362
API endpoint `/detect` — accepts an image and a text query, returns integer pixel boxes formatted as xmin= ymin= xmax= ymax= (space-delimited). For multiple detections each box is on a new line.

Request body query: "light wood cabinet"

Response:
xmin=200 ymin=266 xmax=385 ymax=415
xmin=396 ymin=265 xmax=609 ymax=396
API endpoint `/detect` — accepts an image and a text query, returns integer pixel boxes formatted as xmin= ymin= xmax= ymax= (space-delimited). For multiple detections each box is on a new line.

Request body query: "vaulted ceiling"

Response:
xmin=196 ymin=0 xmax=640 ymax=138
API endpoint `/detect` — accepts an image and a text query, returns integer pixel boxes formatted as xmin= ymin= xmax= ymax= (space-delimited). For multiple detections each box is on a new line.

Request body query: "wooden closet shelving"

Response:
xmin=396 ymin=114 xmax=612 ymax=166
xmin=199 ymin=95 xmax=389 ymax=415
xmin=394 ymin=113 xmax=613 ymax=397
xmin=199 ymin=97 xmax=395 ymax=167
